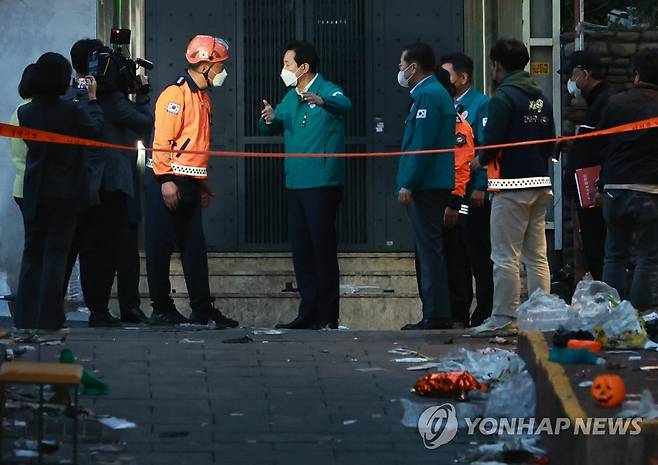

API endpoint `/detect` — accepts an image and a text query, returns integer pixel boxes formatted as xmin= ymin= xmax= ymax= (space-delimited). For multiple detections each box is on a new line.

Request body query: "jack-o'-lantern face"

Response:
xmin=591 ymin=374 xmax=626 ymax=408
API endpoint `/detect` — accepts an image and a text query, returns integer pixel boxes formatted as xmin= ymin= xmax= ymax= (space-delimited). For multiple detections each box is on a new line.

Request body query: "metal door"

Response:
xmin=145 ymin=0 xmax=464 ymax=251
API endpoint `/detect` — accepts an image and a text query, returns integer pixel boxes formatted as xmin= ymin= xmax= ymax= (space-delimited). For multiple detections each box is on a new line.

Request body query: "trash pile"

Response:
xmin=0 ymin=330 xmax=137 ymax=463
xmin=402 ymin=347 xmax=537 ymax=425
xmin=400 ymin=347 xmax=544 ymax=463
xmin=517 ymin=278 xmax=649 ymax=349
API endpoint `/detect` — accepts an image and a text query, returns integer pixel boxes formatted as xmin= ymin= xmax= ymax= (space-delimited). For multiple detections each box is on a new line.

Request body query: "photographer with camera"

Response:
xmin=14 ymin=52 xmax=103 ymax=330
xmin=66 ymin=36 xmax=154 ymax=327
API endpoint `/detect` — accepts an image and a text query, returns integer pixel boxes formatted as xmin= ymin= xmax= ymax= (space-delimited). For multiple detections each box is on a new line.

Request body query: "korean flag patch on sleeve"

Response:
xmin=167 ymin=102 xmax=181 ymax=115
xmin=416 ymin=109 xmax=427 ymax=119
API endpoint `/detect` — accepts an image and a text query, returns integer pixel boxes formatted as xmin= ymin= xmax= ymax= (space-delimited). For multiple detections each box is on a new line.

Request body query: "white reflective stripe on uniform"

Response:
xmin=488 ymin=176 xmax=552 ymax=190
xmin=145 ymin=158 xmax=207 ymax=177
xmin=171 ymin=163 xmax=208 ymax=177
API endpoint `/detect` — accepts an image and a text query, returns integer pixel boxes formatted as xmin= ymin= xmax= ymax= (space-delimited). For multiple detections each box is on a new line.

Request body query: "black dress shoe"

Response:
xmin=120 ymin=307 xmax=149 ymax=324
xmin=149 ymin=311 xmax=189 ymax=326
xmin=401 ymin=319 xmax=453 ymax=331
xmin=275 ymin=316 xmax=313 ymax=330
xmin=189 ymin=308 xmax=239 ymax=329
xmin=309 ymin=320 xmax=339 ymax=330
xmin=88 ymin=311 xmax=122 ymax=328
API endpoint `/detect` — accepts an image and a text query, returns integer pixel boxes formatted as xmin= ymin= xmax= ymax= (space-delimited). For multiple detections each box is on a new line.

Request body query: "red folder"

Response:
xmin=575 ymin=165 xmax=601 ymax=208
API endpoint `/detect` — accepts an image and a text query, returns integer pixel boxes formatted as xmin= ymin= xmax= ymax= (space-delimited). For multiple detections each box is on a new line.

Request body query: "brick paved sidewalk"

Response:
xmin=1 ymin=326 xmax=498 ymax=464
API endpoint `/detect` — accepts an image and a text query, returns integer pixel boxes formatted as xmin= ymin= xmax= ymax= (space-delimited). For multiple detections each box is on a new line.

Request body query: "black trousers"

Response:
xmin=15 ymin=199 xmax=78 ymax=329
xmin=287 ymin=187 xmax=342 ymax=324
xmin=79 ymin=191 xmax=129 ymax=315
xmin=443 ymin=216 xmax=473 ymax=326
xmin=465 ymin=200 xmax=494 ymax=326
xmin=408 ymin=189 xmax=452 ymax=323
xmin=576 ymin=205 xmax=606 ymax=281
xmin=145 ymin=170 xmax=212 ymax=314
xmin=117 ymin=222 xmax=141 ymax=312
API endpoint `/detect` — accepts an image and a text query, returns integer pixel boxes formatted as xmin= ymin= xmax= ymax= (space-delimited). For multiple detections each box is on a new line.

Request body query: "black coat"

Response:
xmin=599 ymin=83 xmax=658 ymax=188
xmin=565 ymin=82 xmax=615 ymax=192
xmin=64 ymin=88 xmax=153 ymax=200
xmin=17 ymin=96 xmax=104 ymax=222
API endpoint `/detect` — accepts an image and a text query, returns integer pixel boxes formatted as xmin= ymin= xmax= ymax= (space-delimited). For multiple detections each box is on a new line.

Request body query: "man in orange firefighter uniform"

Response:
xmin=145 ymin=35 xmax=239 ymax=328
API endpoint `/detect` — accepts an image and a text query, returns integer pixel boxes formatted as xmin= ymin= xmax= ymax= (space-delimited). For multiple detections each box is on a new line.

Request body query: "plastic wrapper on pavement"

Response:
xmin=413 ymin=371 xmax=487 ymax=399
xmin=400 ymin=397 xmax=486 ymax=429
xmin=484 ymin=370 xmax=536 ymax=419
xmin=516 ymin=289 xmax=573 ymax=332
xmin=617 ymin=389 xmax=658 ymax=420
xmin=404 ymin=348 xmax=537 ymax=426
xmin=428 ymin=348 xmax=527 ymax=383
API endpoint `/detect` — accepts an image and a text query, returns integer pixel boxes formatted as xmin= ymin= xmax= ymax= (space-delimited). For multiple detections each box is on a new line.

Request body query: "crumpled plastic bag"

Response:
xmin=399 ymin=397 xmax=486 ymax=429
xmin=560 ymin=278 xmax=647 ymax=347
xmin=516 ymin=289 xmax=573 ymax=332
xmin=617 ymin=389 xmax=658 ymax=420
xmin=568 ymin=278 xmax=620 ymax=330
xmin=429 ymin=348 xmax=527 ymax=383
xmin=484 ymin=370 xmax=536 ymax=419
xmin=594 ymin=300 xmax=647 ymax=348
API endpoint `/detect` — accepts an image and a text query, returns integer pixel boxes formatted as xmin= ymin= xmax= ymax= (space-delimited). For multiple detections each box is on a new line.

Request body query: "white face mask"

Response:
xmin=212 ymin=68 xmax=228 ymax=87
xmin=280 ymin=67 xmax=301 ymax=87
xmin=567 ymin=78 xmax=581 ymax=98
xmin=397 ymin=64 xmax=415 ymax=88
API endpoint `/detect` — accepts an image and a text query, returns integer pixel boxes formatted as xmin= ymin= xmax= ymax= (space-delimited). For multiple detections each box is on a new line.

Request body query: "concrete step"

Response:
xmin=127 ymin=271 xmax=419 ymax=295
xmin=139 ymin=252 xmax=417 ymax=274
xmin=109 ymin=292 xmax=423 ymax=331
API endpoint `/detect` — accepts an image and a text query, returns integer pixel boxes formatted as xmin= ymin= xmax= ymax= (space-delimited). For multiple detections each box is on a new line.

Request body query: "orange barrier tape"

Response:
xmin=2 ymin=116 xmax=658 ymax=158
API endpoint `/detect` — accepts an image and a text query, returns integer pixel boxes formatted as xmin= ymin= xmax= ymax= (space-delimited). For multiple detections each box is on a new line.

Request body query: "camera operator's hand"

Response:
xmin=161 ymin=181 xmax=181 ymax=210
xmin=86 ymin=76 xmax=98 ymax=101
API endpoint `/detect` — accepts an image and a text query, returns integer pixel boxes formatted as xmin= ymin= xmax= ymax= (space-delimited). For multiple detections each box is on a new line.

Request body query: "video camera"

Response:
xmin=88 ymin=28 xmax=154 ymax=95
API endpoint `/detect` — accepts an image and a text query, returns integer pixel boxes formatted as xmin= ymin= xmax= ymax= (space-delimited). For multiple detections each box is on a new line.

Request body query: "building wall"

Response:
xmin=0 ymin=0 xmax=96 ymax=289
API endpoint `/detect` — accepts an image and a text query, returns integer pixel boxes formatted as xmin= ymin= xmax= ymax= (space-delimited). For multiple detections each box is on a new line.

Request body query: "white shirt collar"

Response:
xmin=455 ymin=86 xmax=472 ymax=103
xmin=296 ymin=73 xmax=319 ymax=96
xmin=410 ymin=75 xmax=432 ymax=95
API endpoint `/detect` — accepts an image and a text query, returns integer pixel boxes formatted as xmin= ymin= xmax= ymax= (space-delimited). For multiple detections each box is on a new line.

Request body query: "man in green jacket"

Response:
xmin=441 ymin=52 xmax=493 ymax=327
xmin=396 ymin=43 xmax=456 ymax=330
xmin=259 ymin=41 xmax=352 ymax=330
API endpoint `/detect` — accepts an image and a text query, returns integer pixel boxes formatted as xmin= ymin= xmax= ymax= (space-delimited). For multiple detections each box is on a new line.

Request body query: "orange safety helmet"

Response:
xmin=185 ymin=35 xmax=229 ymax=64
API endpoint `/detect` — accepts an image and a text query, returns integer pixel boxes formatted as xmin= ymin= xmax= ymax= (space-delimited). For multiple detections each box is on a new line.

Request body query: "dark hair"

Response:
xmin=633 ymin=47 xmax=658 ymax=86
xmin=490 ymin=39 xmax=529 ymax=72
xmin=435 ymin=67 xmax=456 ymax=98
xmin=441 ymin=52 xmax=474 ymax=80
xmin=285 ymin=41 xmax=319 ymax=73
xmin=70 ymin=38 xmax=103 ymax=74
xmin=32 ymin=53 xmax=72 ymax=96
xmin=403 ymin=43 xmax=436 ymax=73
xmin=18 ymin=64 xmax=36 ymax=100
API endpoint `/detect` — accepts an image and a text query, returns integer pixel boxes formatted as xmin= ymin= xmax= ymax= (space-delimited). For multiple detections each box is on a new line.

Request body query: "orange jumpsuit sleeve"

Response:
xmin=451 ymin=116 xmax=475 ymax=198
xmin=153 ymin=85 xmax=185 ymax=177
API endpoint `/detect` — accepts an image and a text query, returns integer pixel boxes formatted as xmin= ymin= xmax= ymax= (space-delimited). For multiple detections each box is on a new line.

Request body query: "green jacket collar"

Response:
xmin=410 ymin=74 xmax=436 ymax=100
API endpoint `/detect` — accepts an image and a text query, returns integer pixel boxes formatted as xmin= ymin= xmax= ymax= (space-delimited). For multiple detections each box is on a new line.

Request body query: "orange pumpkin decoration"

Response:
xmin=591 ymin=374 xmax=626 ymax=408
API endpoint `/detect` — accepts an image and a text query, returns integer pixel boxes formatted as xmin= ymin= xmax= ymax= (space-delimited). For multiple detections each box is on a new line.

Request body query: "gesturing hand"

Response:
xmin=261 ymin=99 xmax=274 ymax=123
